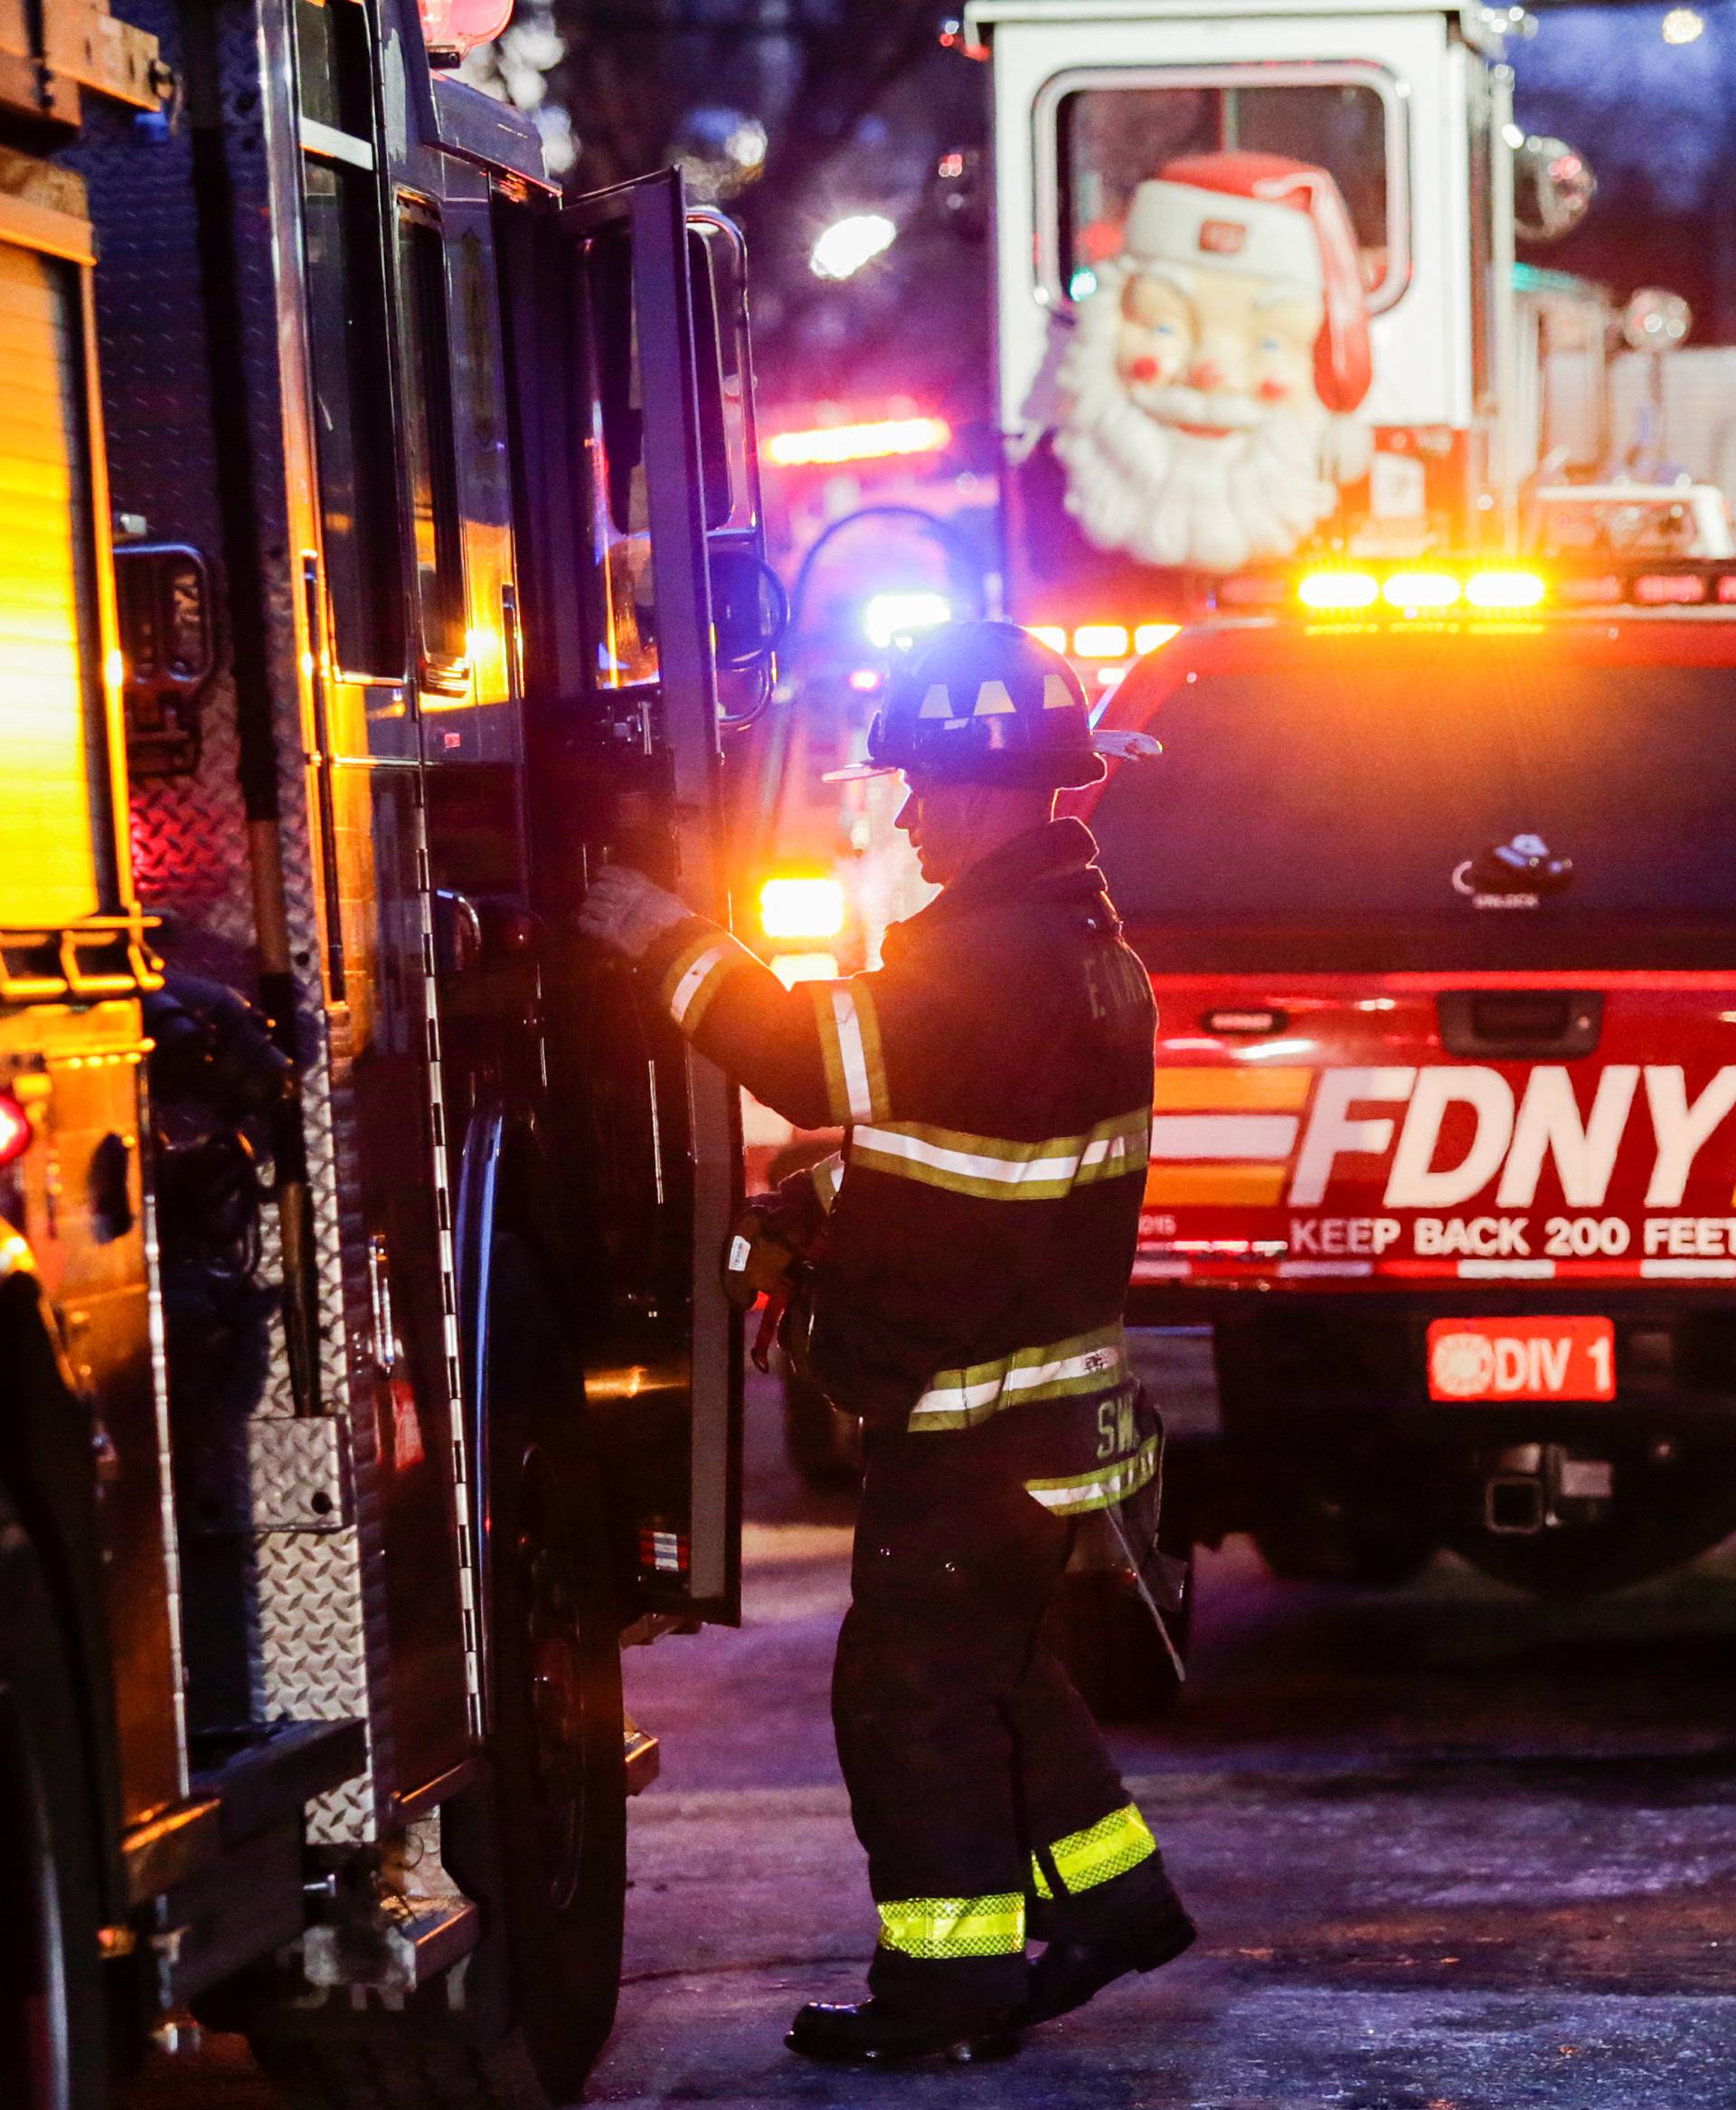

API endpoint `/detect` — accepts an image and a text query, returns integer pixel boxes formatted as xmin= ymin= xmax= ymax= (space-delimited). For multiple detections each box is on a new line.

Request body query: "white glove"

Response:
xmin=577 ymin=866 xmax=692 ymax=961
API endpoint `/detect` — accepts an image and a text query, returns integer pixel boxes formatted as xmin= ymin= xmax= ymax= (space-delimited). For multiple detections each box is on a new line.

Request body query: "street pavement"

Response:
xmin=130 ymin=1333 xmax=1736 ymax=2108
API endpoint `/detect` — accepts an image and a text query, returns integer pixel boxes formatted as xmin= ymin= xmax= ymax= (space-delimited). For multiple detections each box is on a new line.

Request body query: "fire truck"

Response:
xmin=0 ymin=0 xmax=771 ymax=2097
xmin=1081 ymin=560 xmax=1736 ymax=1604
xmin=964 ymin=0 xmax=1732 ymax=657
xmin=955 ymin=0 xmax=1736 ymax=1679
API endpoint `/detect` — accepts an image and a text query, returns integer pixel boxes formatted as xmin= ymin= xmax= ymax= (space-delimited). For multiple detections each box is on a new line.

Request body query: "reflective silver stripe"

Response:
xmin=1024 ymin=1434 xmax=1160 ymax=1517
xmin=831 ymin=987 xmax=874 ymax=1123
xmin=860 ymin=1127 xmax=1086 ymax=1186
xmin=669 ymin=941 xmax=733 ymax=1027
xmin=853 ymin=1113 xmax=1146 ymax=1198
xmin=910 ymin=1326 xmax=1126 ymax=1428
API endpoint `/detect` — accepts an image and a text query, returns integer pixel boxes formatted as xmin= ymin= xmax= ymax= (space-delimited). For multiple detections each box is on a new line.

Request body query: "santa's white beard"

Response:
xmin=1053 ymin=272 xmax=1342 ymax=572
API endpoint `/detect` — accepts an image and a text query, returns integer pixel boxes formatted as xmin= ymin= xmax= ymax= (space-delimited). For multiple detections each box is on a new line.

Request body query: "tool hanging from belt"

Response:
xmin=721 ymin=1196 xmax=826 ymax=1376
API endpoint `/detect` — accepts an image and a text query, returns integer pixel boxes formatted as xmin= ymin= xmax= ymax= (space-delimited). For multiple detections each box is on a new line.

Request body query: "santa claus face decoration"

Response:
xmin=1056 ymin=150 xmax=1374 ymax=575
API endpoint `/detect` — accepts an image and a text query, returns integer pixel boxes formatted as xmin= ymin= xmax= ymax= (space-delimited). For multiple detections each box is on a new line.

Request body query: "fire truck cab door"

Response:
xmin=503 ymin=168 xmax=743 ymax=1624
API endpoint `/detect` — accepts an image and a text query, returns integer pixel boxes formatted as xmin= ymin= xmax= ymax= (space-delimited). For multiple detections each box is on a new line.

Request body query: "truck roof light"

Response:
xmin=760 ymin=876 xmax=846 ymax=941
xmin=1027 ymin=625 xmax=1068 ymax=653
xmin=1217 ymin=573 xmax=1289 ymax=607
xmin=1297 ymin=572 xmax=1379 ymax=610
xmin=863 ymin=591 xmax=950 ymax=647
xmin=1466 ymin=570 xmax=1547 ymax=609
xmin=771 ymin=952 xmax=839 ymax=988
xmin=1557 ymin=574 xmax=1623 ymax=604
xmin=765 ymin=415 xmax=949 ymax=468
xmin=1072 ymin=624 xmax=1128 ymax=658
xmin=1633 ymin=572 xmax=1705 ymax=605
xmin=1134 ymin=623 xmax=1182 ymax=654
xmin=1382 ymin=572 xmax=1461 ymax=610
xmin=0 ymin=1090 xmax=30 ymax=1168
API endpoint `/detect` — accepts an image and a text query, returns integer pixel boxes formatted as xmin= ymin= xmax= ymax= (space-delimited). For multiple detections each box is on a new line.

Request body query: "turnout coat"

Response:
xmin=639 ymin=818 xmax=1158 ymax=1514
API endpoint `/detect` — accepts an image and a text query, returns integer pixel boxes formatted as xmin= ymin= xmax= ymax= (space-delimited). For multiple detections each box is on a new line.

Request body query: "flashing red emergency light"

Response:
xmin=0 ymin=1089 xmax=31 ymax=1168
xmin=765 ymin=416 xmax=951 ymax=468
xmin=1634 ymin=572 xmax=1706 ymax=605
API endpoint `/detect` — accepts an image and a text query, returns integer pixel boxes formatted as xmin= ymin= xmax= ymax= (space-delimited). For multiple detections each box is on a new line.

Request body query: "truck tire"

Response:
xmin=1044 ymin=1552 xmax=1194 ymax=1724
xmin=0 ymin=1497 xmax=108 ymax=2110
xmin=250 ymin=1235 xmax=625 ymax=2109
xmin=779 ymin=1362 xmax=862 ymax=1490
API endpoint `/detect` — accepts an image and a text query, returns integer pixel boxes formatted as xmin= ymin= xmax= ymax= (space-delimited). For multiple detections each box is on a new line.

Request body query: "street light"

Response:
xmin=810 ymin=213 xmax=897 ymax=281
xmin=1662 ymin=6 xmax=1703 ymax=41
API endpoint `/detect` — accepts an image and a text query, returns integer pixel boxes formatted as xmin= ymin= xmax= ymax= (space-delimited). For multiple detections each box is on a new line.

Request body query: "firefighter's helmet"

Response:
xmin=824 ymin=621 xmax=1118 ymax=790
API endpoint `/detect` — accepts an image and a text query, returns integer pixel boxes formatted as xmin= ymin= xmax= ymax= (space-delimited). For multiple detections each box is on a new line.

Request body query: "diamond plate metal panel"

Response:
xmin=246 ymin=1419 xmax=347 ymax=1530
xmin=251 ymin=1527 xmax=380 ymax=1842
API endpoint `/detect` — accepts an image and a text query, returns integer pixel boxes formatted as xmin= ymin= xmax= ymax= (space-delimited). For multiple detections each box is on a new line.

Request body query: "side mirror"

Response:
xmin=686 ymin=209 xmax=781 ymax=724
xmin=710 ymin=546 xmax=788 ymax=672
xmin=115 ymin=542 xmax=215 ymax=779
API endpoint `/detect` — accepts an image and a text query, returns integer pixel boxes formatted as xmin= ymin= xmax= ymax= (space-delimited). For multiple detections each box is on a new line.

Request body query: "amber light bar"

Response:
xmin=765 ymin=416 xmax=951 ymax=468
xmin=1027 ymin=622 xmax=1182 ymax=659
xmin=1297 ymin=568 xmax=1548 ymax=614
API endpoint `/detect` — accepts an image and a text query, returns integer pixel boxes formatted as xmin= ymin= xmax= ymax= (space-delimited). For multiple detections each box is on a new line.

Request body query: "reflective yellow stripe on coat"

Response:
xmin=907 ymin=1325 xmax=1128 ymax=1433
xmin=1022 ymin=1434 xmax=1160 ymax=1518
xmin=850 ymin=1109 xmax=1149 ymax=1203
xmin=657 ymin=932 xmax=741 ymax=1036
xmin=813 ymin=980 xmax=890 ymax=1126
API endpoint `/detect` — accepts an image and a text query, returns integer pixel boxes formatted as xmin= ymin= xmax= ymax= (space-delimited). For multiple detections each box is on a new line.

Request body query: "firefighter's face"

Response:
xmin=895 ymin=774 xmax=974 ymax=885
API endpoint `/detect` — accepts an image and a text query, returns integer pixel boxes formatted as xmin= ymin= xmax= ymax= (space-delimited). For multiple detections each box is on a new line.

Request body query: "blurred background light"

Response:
xmin=810 ymin=213 xmax=897 ymax=281
xmin=863 ymin=590 xmax=951 ymax=648
xmin=765 ymin=415 xmax=950 ymax=468
xmin=760 ymin=877 xmax=847 ymax=941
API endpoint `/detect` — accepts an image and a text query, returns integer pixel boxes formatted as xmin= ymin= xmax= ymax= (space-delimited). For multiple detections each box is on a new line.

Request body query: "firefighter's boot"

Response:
xmin=1022 ymin=1897 xmax=1198 ymax=2026
xmin=785 ymin=1999 xmax=1020 ymax=2065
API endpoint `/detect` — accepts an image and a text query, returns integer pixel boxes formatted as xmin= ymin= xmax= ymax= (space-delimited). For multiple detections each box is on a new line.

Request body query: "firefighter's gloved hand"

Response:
xmin=577 ymin=867 xmax=691 ymax=960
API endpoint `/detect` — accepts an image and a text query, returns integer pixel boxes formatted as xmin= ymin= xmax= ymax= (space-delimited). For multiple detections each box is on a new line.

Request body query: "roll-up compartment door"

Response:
xmin=0 ymin=239 xmax=111 ymax=929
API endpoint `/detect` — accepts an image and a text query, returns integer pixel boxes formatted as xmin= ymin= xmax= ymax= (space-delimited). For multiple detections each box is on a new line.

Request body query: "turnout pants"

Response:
xmin=834 ymin=1424 xmax=1182 ymax=2024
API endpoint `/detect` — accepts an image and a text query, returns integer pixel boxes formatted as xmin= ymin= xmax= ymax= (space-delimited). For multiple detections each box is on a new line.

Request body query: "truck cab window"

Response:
xmin=577 ymin=225 xmax=659 ymax=693
xmin=297 ymin=0 xmax=404 ymax=686
xmin=399 ymin=205 xmax=468 ymax=682
xmin=293 ymin=0 xmax=373 ymax=138
xmin=1052 ymin=71 xmax=1401 ymax=310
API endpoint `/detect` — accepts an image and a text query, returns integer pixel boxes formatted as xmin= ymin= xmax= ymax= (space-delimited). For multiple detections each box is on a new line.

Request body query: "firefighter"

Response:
xmin=579 ymin=621 xmax=1194 ymax=2063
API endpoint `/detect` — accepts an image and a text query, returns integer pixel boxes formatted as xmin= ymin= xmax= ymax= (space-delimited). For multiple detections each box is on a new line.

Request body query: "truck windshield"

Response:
xmin=1090 ymin=644 xmax=1736 ymax=973
xmin=1052 ymin=71 xmax=1399 ymax=308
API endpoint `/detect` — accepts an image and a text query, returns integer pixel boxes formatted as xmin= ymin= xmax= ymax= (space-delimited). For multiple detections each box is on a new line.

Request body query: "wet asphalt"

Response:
xmin=129 ymin=1333 xmax=1736 ymax=2109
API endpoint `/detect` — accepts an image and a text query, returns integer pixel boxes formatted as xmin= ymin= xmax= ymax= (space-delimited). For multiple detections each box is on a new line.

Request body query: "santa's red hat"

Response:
xmin=1122 ymin=150 xmax=1373 ymax=415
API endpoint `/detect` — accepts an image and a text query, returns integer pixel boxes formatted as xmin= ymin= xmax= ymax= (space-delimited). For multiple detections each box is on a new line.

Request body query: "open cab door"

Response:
xmin=497 ymin=169 xmax=770 ymax=1626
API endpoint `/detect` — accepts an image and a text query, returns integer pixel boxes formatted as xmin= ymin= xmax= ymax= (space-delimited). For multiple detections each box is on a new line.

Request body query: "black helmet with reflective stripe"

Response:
xmin=825 ymin=620 xmax=1109 ymax=790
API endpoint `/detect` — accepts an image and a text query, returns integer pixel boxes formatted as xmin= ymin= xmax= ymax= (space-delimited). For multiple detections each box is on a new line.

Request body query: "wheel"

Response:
xmin=249 ymin=1235 xmax=626 ymax=2108
xmin=1253 ymin=1516 xmax=1438 ymax=1589
xmin=1044 ymin=1548 xmax=1194 ymax=1724
xmin=0 ymin=1495 xmax=108 ymax=2110
xmin=779 ymin=1360 xmax=861 ymax=1490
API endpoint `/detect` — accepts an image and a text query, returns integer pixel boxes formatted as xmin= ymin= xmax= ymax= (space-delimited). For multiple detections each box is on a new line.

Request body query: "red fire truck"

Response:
xmin=1079 ymin=560 xmax=1736 ymax=1604
xmin=1 ymin=0 xmax=770 ymax=2098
